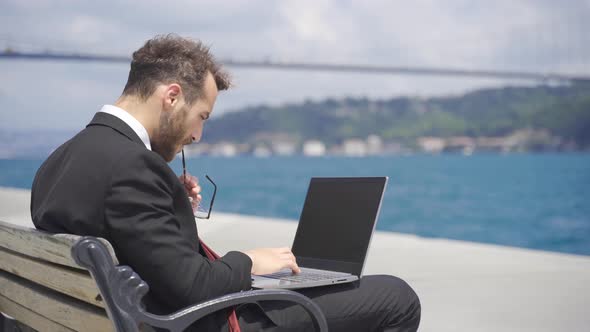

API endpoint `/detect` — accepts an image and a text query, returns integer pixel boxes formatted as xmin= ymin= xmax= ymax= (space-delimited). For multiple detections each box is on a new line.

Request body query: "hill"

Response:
xmin=201 ymin=82 xmax=590 ymax=154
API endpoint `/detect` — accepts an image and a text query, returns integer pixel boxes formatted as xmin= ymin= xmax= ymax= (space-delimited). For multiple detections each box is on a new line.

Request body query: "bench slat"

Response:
xmin=0 ymin=294 xmax=75 ymax=332
xmin=0 ymin=270 xmax=114 ymax=332
xmin=0 ymin=220 xmax=118 ymax=269
xmin=0 ymin=247 xmax=105 ymax=308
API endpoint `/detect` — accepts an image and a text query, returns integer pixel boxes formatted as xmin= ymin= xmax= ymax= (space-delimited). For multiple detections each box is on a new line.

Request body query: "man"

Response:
xmin=31 ymin=34 xmax=420 ymax=331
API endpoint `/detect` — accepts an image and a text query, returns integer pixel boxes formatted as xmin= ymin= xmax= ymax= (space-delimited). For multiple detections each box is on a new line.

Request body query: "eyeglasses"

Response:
xmin=182 ymin=149 xmax=217 ymax=219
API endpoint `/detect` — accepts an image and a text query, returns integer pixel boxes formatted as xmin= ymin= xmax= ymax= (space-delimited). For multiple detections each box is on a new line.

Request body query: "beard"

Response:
xmin=151 ymin=107 xmax=190 ymax=162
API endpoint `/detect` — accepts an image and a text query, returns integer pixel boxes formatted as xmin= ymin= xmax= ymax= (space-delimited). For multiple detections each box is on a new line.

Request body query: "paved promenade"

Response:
xmin=1 ymin=187 xmax=589 ymax=331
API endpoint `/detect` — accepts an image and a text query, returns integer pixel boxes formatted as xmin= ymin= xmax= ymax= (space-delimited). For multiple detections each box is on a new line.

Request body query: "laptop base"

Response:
xmin=252 ymin=267 xmax=359 ymax=289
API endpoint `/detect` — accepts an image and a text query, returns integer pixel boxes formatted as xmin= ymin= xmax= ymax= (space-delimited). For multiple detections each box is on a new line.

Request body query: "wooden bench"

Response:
xmin=0 ymin=220 xmax=328 ymax=331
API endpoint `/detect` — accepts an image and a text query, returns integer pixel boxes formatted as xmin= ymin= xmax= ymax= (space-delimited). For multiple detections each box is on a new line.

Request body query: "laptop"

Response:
xmin=252 ymin=176 xmax=388 ymax=289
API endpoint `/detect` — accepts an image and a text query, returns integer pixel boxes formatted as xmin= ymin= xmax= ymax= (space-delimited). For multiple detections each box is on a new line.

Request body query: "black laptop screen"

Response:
xmin=292 ymin=177 xmax=387 ymax=276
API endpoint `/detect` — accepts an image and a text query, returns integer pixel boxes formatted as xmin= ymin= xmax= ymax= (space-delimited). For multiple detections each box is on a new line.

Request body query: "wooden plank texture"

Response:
xmin=0 ymin=220 xmax=118 ymax=268
xmin=0 ymin=247 xmax=105 ymax=308
xmin=0 ymin=270 xmax=114 ymax=332
xmin=0 ymin=294 xmax=75 ymax=332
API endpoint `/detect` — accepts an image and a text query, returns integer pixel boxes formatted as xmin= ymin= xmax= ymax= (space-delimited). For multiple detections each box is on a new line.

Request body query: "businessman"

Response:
xmin=31 ymin=34 xmax=420 ymax=331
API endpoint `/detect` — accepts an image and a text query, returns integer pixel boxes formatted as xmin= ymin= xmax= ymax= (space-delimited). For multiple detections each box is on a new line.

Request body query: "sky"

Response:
xmin=0 ymin=0 xmax=589 ymax=130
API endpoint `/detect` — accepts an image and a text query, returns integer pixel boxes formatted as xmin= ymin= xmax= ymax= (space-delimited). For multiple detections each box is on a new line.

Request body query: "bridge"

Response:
xmin=2 ymin=49 xmax=589 ymax=84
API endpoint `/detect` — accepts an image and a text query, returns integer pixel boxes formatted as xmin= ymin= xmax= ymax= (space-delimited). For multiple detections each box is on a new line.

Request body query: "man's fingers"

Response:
xmin=280 ymin=252 xmax=297 ymax=262
xmin=191 ymin=194 xmax=202 ymax=209
xmin=180 ymin=174 xmax=199 ymax=188
xmin=277 ymin=248 xmax=298 ymax=273
xmin=193 ymin=185 xmax=202 ymax=194
xmin=185 ymin=179 xmax=198 ymax=190
xmin=244 ymin=247 xmax=302 ymax=275
xmin=278 ymin=247 xmax=292 ymax=254
xmin=287 ymin=260 xmax=301 ymax=274
xmin=279 ymin=253 xmax=299 ymax=273
xmin=180 ymin=173 xmax=202 ymax=206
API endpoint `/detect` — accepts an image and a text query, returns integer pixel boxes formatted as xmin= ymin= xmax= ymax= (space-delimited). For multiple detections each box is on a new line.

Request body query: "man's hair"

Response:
xmin=122 ymin=34 xmax=231 ymax=104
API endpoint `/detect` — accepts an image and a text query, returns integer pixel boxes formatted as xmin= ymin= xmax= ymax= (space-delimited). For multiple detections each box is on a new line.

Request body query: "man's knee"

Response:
xmin=366 ymin=275 xmax=421 ymax=329
xmin=388 ymin=275 xmax=420 ymax=309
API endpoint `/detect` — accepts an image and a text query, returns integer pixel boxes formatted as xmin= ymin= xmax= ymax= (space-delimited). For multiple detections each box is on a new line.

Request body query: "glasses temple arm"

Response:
xmin=205 ymin=175 xmax=216 ymax=219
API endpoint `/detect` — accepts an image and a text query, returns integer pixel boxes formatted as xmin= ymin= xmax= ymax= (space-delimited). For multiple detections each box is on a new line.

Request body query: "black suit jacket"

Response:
xmin=31 ymin=112 xmax=252 ymax=330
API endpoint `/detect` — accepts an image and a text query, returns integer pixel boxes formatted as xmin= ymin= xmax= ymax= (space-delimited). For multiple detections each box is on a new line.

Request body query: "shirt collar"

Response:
xmin=98 ymin=105 xmax=152 ymax=150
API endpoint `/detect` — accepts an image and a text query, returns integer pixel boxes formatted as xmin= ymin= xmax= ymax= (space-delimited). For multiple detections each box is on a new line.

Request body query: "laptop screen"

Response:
xmin=292 ymin=177 xmax=387 ymax=276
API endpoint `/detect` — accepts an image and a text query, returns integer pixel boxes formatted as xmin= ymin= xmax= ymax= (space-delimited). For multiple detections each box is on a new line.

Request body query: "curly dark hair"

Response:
xmin=122 ymin=34 xmax=231 ymax=104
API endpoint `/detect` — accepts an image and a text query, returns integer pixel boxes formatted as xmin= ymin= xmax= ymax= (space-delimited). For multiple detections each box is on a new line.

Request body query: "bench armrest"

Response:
xmin=72 ymin=237 xmax=328 ymax=332
xmin=142 ymin=288 xmax=327 ymax=331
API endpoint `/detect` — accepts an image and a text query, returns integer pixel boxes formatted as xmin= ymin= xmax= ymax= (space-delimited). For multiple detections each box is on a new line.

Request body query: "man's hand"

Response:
xmin=243 ymin=247 xmax=301 ymax=275
xmin=179 ymin=173 xmax=202 ymax=210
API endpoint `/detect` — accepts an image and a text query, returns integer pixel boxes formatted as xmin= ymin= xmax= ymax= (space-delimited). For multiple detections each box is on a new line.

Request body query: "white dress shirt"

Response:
xmin=98 ymin=105 xmax=152 ymax=151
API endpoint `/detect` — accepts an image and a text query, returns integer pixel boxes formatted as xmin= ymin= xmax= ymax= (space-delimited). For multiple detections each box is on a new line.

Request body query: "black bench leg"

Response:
xmin=1 ymin=312 xmax=18 ymax=332
xmin=1 ymin=312 xmax=37 ymax=332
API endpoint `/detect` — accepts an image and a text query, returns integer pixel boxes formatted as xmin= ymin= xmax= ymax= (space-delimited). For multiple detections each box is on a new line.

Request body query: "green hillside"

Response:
xmin=203 ymin=82 xmax=590 ymax=149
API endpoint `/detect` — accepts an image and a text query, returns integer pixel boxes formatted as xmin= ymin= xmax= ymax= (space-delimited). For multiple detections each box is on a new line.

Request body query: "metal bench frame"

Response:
xmin=0 ymin=219 xmax=327 ymax=331
xmin=72 ymin=237 xmax=328 ymax=332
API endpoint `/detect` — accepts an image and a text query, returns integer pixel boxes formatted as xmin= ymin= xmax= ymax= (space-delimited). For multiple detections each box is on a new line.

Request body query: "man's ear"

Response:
xmin=163 ymin=84 xmax=182 ymax=111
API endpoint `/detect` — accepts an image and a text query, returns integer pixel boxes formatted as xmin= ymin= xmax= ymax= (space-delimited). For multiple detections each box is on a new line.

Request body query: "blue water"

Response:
xmin=1 ymin=154 xmax=589 ymax=255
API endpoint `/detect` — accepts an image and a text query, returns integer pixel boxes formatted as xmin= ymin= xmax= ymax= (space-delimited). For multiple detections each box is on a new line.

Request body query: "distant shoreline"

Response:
xmin=1 ymin=150 xmax=590 ymax=160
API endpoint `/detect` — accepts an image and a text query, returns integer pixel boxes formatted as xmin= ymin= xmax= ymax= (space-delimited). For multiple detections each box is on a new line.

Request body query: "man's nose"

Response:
xmin=191 ymin=133 xmax=201 ymax=143
xmin=191 ymin=126 xmax=202 ymax=143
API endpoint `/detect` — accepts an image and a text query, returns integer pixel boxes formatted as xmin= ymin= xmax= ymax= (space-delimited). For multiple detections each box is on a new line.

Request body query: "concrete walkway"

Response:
xmin=1 ymin=187 xmax=589 ymax=331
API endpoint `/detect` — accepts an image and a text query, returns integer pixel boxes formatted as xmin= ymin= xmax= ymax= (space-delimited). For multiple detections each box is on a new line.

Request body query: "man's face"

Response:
xmin=152 ymin=72 xmax=218 ymax=162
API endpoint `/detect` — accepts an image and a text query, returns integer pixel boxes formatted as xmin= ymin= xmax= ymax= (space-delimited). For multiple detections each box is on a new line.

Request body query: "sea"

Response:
xmin=1 ymin=154 xmax=589 ymax=256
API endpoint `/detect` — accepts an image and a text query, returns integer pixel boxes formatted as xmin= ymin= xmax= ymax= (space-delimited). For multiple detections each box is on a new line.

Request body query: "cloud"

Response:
xmin=0 ymin=61 xmax=125 ymax=129
xmin=0 ymin=0 xmax=588 ymax=130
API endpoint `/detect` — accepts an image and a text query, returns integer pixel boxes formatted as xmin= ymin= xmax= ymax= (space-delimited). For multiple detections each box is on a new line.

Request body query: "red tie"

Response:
xmin=199 ymin=239 xmax=241 ymax=332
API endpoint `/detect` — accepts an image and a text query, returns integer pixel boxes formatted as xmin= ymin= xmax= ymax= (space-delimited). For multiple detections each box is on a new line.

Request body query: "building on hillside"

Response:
xmin=445 ymin=136 xmax=476 ymax=155
xmin=210 ymin=142 xmax=238 ymax=157
xmin=271 ymin=141 xmax=297 ymax=156
xmin=418 ymin=137 xmax=445 ymax=154
xmin=302 ymin=140 xmax=326 ymax=157
xmin=342 ymin=139 xmax=368 ymax=157
xmin=253 ymin=145 xmax=272 ymax=157
xmin=366 ymin=135 xmax=384 ymax=155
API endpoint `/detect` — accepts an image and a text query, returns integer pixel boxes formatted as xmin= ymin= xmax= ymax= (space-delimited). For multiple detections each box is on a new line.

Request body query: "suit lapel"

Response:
xmin=87 ymin=112 xmax=146 ymax=147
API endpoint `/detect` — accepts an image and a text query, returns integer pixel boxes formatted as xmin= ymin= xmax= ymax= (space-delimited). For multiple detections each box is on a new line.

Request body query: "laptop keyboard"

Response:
xmin=261 ymin=268 xmax=349 ymax=283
